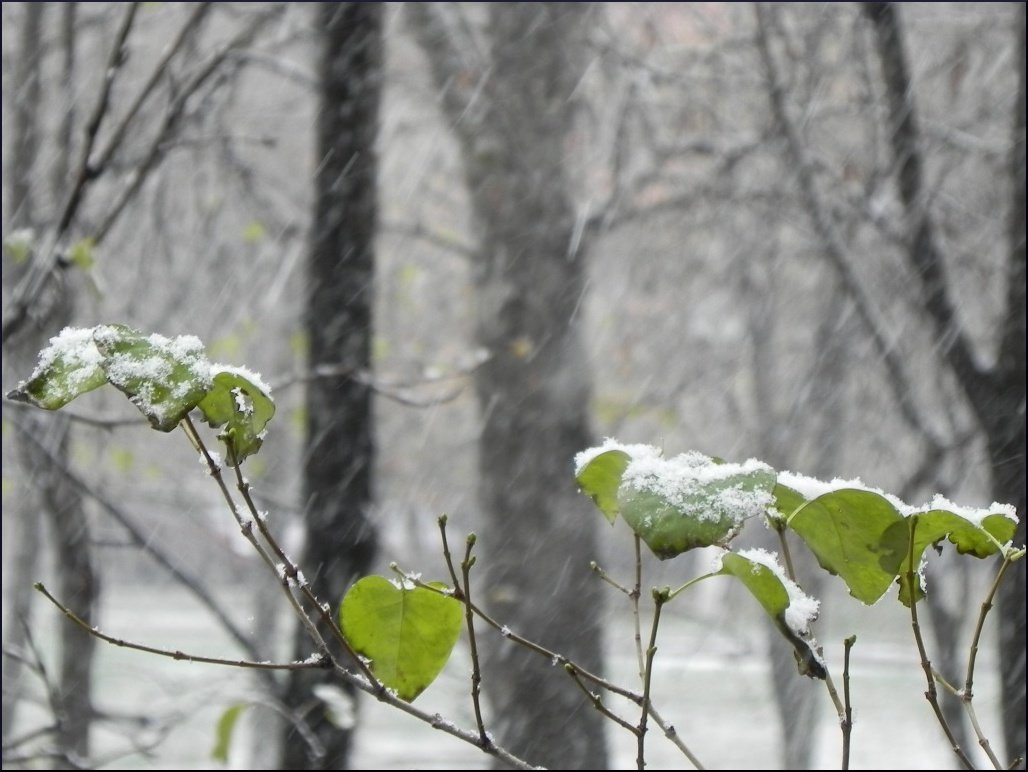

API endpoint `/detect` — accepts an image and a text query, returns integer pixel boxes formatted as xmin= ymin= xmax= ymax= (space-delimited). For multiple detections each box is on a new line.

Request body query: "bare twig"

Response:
xmin=905 ymin=517 xmax=975 ymax=769
xmin=226 ymin=451 xmax=382 ymax=688
xmin=637 ymin=589 xmax=667 ymax=771
xmin=382 ymin=219 xmax=476 ymax=259
xmin=35 ymin=583 xmax=329 ymax=672
xmin=2 ymin=3 xmax=139 ymax=344
xmin=564 ymin=664 xmax=639 ymax=735
xmin=180 ymin=417 xmax=334 ymax=665
xmin=460 ymin=536 xmax=490 ymax=745
xmin=589 ymin=561 xmax=634 ymax=597
xmin=843 ymin=636 xmax=857 ymax=770
xmin=4 ymin=410 xmax=264 ymax=666
xmin=753 ymin=3 xmax=949 ymax=451
xmin=963 ymin=557 xmax=1015 ymax=769
xmin=92 ymin=8 xmax=280 ymax=246
xmin=91 ymin=3 xmax=214 ymax=174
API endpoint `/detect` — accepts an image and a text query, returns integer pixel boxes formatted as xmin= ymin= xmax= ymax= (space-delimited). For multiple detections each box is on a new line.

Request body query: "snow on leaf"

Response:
xmin=93 ymin=324 xmax=212 ymax=431
xmin=5 ymin=327 xmax=106 ymax=409
xmin=714 ymin=549 xmax=826 ymax=679
xmin=197 ymin=366 xmax=275 ymax=465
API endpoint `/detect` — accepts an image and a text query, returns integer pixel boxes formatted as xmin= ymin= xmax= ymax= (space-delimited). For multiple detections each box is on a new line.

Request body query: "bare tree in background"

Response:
xmin=2 ymin=5 xmax=98 ymax=761
xmin=281 ymin=4 xmax=382 ymax=768
xmin=860 ymin=4 xmax=1025 ymax=763
xmin=406 ymin=4 xmax=607 ymax=768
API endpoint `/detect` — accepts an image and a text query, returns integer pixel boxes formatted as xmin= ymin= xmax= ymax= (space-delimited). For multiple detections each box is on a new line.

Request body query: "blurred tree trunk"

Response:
xmin=407 ymin=4 xmax=607 ymax=768
xmin=2 ymin=2 xmax=47 ymax=747
xmin=745 ymin=249 xmax=847 ymax=769
xmin=281 ymin=4 xmax=382 ymax=769
xmin=3 ymin=3 xmax=98 ymax=764
xmin=863 ymin=3 xmax=1026 ymax=764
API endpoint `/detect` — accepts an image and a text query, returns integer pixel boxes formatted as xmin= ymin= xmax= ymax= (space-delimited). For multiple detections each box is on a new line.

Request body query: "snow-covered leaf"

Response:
xmin=93 ymin=324 xmax=212 ymax=432
xmin=5 ymin=327 xmax=106 ymax=410
xmin=197 ymin=367 xmax=275 ymax=465
xmin=619 ymin=451 xmax=775 ymax=559
xmin=715 ymin=550 xmax=825 ymax=679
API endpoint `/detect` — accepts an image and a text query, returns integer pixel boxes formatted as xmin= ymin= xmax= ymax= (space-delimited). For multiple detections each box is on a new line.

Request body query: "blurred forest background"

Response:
xmin=2 ymin=3 xmax=1024 ymax=770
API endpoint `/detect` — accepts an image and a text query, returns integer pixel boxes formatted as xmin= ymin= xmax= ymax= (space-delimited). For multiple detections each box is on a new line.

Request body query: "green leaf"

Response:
xmin=786 ymin=489 xmax=906 ymax=605
xmin=3 ymin=229 xmax=33 ymax=264
xmin=241 ymin=221 xmax=266 ymax=244
xmin=69 ymin=237 xmax=96 ymax=271
xmin=211 ymin=703 xmax=249 ymax=763
xmin=619 ymin=458 xmax=776 ymax=559
xmin=769 ymin=483 xmax=807 ymax=525
xmin=888 ymin=510 xmax=1019 ymax=606
xmin=576 ymin=449 xmax=631 ymax=524
xmin=340 ymin=576 xmax=462 ymax=702
xmin=717 ymin=552 xmax=826 ymax=679
xmin=92 ymin=324 xmax=212 ymax=432
xmin=5 ymin=327 xmax=107 ymax=410
xmin=197 ymin=368 xmax=275 ymax=464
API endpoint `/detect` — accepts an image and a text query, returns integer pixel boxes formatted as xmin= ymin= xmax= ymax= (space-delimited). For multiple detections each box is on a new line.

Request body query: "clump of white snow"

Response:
xmin=573 ymin=438 xmax=662 ymax=477
xmin=622 ymin=450 xmax=774 ymax=524
xmin=777 ymin=471 xmax=1018 ymax=526
xmin=731 ymin=548 xmax=821 ymax=636
xmin=211 ymin=363 xmax=274 ymax=399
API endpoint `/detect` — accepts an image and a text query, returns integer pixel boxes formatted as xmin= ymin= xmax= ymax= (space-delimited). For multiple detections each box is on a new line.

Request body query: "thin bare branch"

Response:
xmin=753 ymin=3 xmax=948 ymax=451
xmin=35 ymin=583 xmax=330 ymax=671
xmin=4 ymin=410 xmax=266 ymax=667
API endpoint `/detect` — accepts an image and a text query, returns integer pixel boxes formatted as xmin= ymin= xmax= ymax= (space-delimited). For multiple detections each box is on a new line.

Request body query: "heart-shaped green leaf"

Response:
xmin=619 ymin=452 xmax=776 ymax=559
xmin=197 ymin=367 xmax=275 ymax=465
xmin=575 ymin=449 xmax=631 ymax=524
xmin=785 ymin=489 xmax=907 ymax=605
xmin=716 ymin=550 xmax=825 ymax=679
xmin=5 ymin=327 xmax=107 ymax=410
xmin=340 ymin=576 xmax=462 ymax=702
xmin=92 ymin=324 xmax=212 ymax=431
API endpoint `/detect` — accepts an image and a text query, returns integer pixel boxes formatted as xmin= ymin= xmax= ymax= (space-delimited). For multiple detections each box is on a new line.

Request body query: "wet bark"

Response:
xmin=407 ymin=4 xmax=607 ymax=768
xmin=863 ymin=3 xmax=1026 ymax=764
xmin=281 ymin=4 xmax=382 ymax=769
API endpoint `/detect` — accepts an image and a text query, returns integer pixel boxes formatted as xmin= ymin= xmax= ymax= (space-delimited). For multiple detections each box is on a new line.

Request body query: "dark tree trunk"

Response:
xmin=863 ymin=4 xmax=1026 ymax=764
xmin=992 ymin=8 xmax=1027 ymax=762
xmin=408 ymin=4 xmax=607 ymax=768
xmin=3 ymin=3 xmax=98 ymax=763
xmin=281 ymin=4 xmax=382 ymax=769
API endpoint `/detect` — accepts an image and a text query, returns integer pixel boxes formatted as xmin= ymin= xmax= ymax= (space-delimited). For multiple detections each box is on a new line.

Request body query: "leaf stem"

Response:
xmin=666 ymin=572 xmax=718 ymax=601
xmin=775 ymin=525 xmax=797 ymax=582
xmin=633 ymin=534 xmax=645 ymax=680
